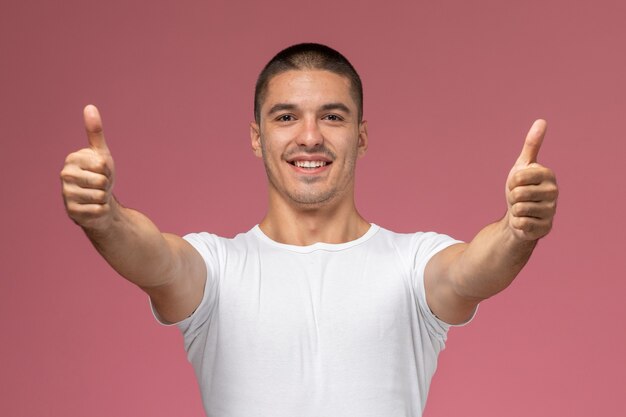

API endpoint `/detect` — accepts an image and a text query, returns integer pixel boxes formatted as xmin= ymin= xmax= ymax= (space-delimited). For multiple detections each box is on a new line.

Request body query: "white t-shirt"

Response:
xmin=153 ymin=224 xmax=466 ymax=417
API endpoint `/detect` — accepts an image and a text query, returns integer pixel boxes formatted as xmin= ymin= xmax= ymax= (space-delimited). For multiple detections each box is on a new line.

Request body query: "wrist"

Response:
xmin=501 ymin=213 xmax=539 ymax=249
xmin=82 ymin=195 xmax=123 ymax=241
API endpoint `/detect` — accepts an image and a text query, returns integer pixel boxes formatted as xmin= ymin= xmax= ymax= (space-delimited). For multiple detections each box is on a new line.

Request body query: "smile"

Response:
xmin=292 ymin=160 xmax=328 ymax=168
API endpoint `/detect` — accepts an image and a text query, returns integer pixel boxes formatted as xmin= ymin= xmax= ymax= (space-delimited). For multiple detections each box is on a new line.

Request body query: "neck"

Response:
xmin=259 ymin=193 xmax=370 ymax=246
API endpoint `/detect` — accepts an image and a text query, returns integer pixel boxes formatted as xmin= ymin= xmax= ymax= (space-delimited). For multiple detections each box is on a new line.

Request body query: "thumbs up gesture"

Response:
xmin=505 ymin=120 xmax=558 ymax=241
xmin=61 ymin=105 xmax=117 ymax=231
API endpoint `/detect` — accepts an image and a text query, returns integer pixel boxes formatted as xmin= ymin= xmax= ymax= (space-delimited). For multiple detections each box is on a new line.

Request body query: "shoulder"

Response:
xmin=182 ymin=226 xmax=261 ymax=263
xmin=374 ymin=225 xmax=457 ymax=246
xmin=373 ymin=225 xmax=463 ymax=263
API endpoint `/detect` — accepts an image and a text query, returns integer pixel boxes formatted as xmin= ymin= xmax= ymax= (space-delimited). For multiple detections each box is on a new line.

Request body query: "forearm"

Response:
xmin=451 ymin=216 xmax=537 ymax=301
xmin=425 ymin=120 xmax=556 ymax=324
xmin=84 ymin=197 xmax=178 ymax=290
xmin=62 ymin=105 xmax=207 ymax=323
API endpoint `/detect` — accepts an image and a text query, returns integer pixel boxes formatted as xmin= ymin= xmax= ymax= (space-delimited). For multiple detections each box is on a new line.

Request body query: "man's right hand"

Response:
xmin=61 ymin=105 xmax=117 ymax=231
xmin=60 ymin=105 xmax=207 ymax=323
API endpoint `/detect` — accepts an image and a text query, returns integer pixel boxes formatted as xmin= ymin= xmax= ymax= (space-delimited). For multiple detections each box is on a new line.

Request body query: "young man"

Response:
xmin=61 ymin=43 xmax=558 ymax=416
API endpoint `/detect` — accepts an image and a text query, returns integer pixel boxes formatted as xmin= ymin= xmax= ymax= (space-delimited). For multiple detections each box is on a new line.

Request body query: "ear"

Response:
xmin=250 ymin=121 xmax=262 ymax=158
xmin=357 ymin=120 xmax=368 ymax=157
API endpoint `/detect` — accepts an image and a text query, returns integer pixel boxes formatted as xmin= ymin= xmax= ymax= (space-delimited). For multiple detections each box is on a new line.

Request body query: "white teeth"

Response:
xmin=294 ymin=160 xmax=327 ymax=168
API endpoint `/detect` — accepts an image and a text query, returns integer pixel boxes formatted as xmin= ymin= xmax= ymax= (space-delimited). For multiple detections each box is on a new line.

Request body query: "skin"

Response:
xmin=249 ymin=70 xmax=370 ymax=245
xmin=425 ymin=119 xmax=558 ymax=323
xmin=60 ymin=106 xmax=206 ymax=323
xmin=61 ymin=70 xmax=558 ymax=325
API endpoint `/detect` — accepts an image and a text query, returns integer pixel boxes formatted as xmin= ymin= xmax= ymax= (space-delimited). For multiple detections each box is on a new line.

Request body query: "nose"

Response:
xmin=296 ymin=116 xmax=324 ymax=148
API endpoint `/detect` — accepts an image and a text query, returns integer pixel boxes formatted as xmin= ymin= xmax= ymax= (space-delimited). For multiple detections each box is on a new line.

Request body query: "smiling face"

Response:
xmin=250 ymin=69 xmax=368 ymax=210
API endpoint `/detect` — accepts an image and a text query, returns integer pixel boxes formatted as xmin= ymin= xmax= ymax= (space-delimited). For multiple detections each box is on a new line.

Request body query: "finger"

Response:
xmin=65 ymin=201 xmax=110 ymax=223
xmin=84 ymin=104 xmax=109 ymax=154
xmin=64 ymin=149 xmax=112 ymax=176
xmin=510 ymin=201 xmax=556 ymax=219
xmin=508 ymin=165 xmax=555 ymax=189
xmin=63 ymin=183 xmax=109 ymax=204
xmin=508 ymin=184 xmax=559 ymax=204
xmin=516 ymin=119 xmax=547 ymax=166
xmin=60 ymin=165 xmax=110 ymax=190
xmin=77 ymin=170 xmax=110 ymax=190
xmin=509 ymin=216 xmax=552 ymax=240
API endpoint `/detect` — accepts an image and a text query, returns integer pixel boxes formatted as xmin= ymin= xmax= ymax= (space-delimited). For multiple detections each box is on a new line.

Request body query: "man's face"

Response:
xmin=250 ymin=69 xmax=368 ymax=209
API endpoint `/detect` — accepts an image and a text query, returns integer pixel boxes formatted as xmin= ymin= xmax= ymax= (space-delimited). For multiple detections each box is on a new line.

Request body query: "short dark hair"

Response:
xmin=254 ymin=43 xmax=363 ymax=123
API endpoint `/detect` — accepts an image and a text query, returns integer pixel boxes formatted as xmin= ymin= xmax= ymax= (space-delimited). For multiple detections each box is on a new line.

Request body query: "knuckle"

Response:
xmin=98 ymin=176 xmax=111 ymax=190
xmin=510 ymin=216 xmax=521 ymax=228
xmin=59 ymin=168 xmax=71 ymax=182
xmin=60 ymin=167 xmax=80 ymax=183
xmin=547 ymin=200 xmax=557 ymax=212
xmin=92 ymin=189 xmax=108 ymax=203
xmin=516 ymin=217 xmax=533 ymax=232
xmin=548 ymin=184 xmax=559 ymax=197
xmin=91 ymin=204 xmax=109 ymax=217
xmin=510 ymin=187 xmax=525 ymax=202
xmin=513 ymin=170 xmax=527 ymax=185
xmin=65 ymin=201 xmax=82 ymax=216
xmin=92 ymin=156 xmax=107 ymax=172
xmin=62 ymin=184 xmax=77 ymax=199
xmin=65 ymin=149 xmax=90 ymax=165
xmin=64 ymin=152 xmax=78 ymax=165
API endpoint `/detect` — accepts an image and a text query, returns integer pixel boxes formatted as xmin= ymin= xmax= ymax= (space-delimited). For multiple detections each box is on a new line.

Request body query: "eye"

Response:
xmin=276 ymin=114 xmax=295 ymax=122
xmin=323 ymin=114 xmax=344 ymax=122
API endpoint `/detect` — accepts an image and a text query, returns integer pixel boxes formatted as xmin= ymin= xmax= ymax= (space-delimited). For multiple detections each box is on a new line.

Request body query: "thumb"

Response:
xmin=515 ymin=119 xmax=547 ymax=166
xmin=83 ymin=104 xmax=110 ymax=154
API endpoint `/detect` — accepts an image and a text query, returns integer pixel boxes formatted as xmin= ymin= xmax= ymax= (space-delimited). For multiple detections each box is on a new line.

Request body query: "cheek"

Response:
xmin=260 ymin=138 xmax=284 ymax=173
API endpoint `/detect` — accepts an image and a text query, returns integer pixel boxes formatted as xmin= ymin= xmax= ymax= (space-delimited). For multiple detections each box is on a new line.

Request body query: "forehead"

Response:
xmin=263 ymin=70 xmax=355 ymax=110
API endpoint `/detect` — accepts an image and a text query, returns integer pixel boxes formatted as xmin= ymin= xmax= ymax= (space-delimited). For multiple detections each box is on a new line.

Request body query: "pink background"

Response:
xmin=1 ymin=0 xmax=624 ymax=416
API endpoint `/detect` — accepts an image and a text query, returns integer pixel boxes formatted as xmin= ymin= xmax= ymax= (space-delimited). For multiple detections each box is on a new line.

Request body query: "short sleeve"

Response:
xmin=411 ymin=232 xmax=468 ymax=341
xmin=149 ymin=232 xmax=221 ymax=350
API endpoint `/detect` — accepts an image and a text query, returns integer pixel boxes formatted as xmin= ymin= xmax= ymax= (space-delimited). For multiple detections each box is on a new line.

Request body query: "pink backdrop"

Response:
xmin=2 ymin=1 xmax=624 ymax=416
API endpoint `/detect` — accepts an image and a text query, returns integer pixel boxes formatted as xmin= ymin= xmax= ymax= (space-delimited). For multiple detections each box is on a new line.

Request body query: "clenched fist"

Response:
xmin=505 ymin=119 xmax=558 ymax=241
xmin=61 ymin=105 xmax=116 ymax=231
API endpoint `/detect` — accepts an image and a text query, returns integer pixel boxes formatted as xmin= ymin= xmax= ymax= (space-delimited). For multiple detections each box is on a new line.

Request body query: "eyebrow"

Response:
xmin=266 ymin=102 xmax=352 ymax=116
xmin=320 ymin=102 xmax=351 ymax=114
xmin=267 ymin=103 xmax=297 ymax=115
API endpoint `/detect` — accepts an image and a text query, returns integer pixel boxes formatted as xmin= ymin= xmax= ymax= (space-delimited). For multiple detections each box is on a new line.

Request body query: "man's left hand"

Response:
xmin=505 ymin=119 xmax=558 ymax=241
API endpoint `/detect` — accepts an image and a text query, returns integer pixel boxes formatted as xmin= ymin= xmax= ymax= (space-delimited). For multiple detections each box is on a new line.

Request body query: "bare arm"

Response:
xmin=425 ymin=120 xmax=558 ymax=324
xmin=61 ymin=105 xmax=206 ymax=324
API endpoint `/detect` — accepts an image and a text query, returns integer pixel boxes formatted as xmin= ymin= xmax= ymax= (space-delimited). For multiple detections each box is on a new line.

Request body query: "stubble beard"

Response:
xmin=260 ymin=139 xmax=356 ymax=208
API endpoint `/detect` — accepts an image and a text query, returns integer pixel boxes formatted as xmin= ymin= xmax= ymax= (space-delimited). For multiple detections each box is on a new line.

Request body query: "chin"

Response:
xmin=287 ymin=189 xmax=338 ymax=208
